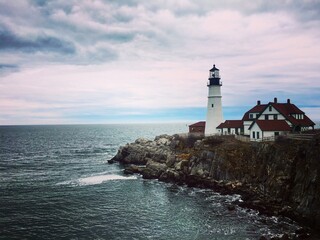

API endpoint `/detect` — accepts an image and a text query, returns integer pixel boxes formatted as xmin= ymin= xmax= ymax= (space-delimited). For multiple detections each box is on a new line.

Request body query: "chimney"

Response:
xmin=287 ymin=99 xmax=291 ymax=104
xmin=274 ymin=97 xmax=277 ymax=103
xmin=257 ymin=100 xmax=261 ymax=105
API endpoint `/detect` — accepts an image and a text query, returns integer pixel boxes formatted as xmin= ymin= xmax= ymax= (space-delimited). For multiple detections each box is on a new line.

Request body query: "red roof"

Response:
xmin=250 ymin=120 xmax=291 ymax=131
xmin=242 ymin=101 xmax=315 ymax=127
xmin=242 ymin=104 xmax=267 ymax=121
xmin=189 ymin=121 xmax=206 ymax=127
xmin=271 ymin=103 xmax=315 ymax=127
xmin=217 ymin=120 xmax=243 ymax=129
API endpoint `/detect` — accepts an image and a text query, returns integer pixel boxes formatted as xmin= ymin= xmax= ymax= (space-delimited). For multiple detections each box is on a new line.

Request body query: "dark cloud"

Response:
xmin=31 ymin=0 xmax=48 ymax=7
xmin=0 ymin=63 xmax=19 ymax=75
xmin=0 ymin=29 xmax=76 ymax=54
xmin=0 ymin=63 xmax=18 ymax=69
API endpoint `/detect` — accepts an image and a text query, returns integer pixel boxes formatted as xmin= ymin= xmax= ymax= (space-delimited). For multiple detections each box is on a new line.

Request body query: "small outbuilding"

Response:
xmin=189 ymin=121 xmax=206 ymax=134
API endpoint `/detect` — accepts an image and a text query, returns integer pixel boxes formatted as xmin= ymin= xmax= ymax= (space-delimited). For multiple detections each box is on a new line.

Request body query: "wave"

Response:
xmin=57 ymin=174 xmax=137 ymax=186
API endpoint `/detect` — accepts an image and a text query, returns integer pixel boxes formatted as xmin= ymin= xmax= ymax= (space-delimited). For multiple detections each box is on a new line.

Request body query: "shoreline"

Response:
xmin=110 ymin=133 xmax=320 ymax=239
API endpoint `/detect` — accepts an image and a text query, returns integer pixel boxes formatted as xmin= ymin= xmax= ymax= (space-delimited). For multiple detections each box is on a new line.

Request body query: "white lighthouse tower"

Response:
xmin=205 ymin=64 xmax=224 ymax=135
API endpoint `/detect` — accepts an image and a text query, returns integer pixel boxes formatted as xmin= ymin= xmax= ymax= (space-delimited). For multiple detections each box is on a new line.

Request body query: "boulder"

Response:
xmin=174 ymin=160 xmax=189 ymax=172
xmin=227 ymin=204 xmax=236 ymax=211
xmin=124 ymin=165 xmax=144 ymax=175
xmin=159 ymin=169 xmax=182 ymax=182
xmin=166 ymin=154 xmax=176 ymax=167
xmin=141 ymin=160 xmax=168 ymax=179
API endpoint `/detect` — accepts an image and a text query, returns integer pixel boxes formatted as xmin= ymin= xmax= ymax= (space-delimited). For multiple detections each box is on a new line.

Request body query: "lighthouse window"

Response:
xmin=212 ymin=104 xmax=214 ymax=108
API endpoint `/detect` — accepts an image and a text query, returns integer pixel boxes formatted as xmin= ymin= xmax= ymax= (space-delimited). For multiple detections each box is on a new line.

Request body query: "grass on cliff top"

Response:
xmin=174 ymin=134 xmax=240 ymax=151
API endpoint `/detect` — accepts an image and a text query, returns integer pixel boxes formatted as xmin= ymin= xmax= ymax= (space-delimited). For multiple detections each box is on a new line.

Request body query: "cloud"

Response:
xmin=0 ymin=63 xmax=18 ymax=69
xmin=0 ymin=63 xmax=19 ymax=75
xmin=0 ymin=0 xmax=319 ymax=124
xmin=0 ymin=29 xmax=75 ymax=53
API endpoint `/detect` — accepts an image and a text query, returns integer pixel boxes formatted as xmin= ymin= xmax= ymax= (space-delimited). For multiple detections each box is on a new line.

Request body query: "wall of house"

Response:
xmin=258 ymin=107 xmax=285 ymax=120
xmin=221 ymin=127 xmax=242 ymax=135
xmin=222 ymin=127 xmax=231 ymax=135
xmin=243 ymin=121 xmax=252 ymax=135
xmin=250 ymin=124 xmax=263 ymax=141
xmin=250 ymin=123 xmax=289 ymax=141
xmin=189 ymin=126 xmax=205 ymax=134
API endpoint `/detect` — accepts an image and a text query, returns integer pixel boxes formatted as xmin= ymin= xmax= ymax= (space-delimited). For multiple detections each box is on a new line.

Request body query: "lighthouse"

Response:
xmin=205 ymin=64 xmax=224 ymax=135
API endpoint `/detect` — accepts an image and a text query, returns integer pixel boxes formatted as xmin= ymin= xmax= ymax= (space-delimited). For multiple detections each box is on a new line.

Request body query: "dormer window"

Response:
xmin=249 ymin=113 xmax=254 ymax=119
xmin=269 ymin=106 xmax=272 ymax=112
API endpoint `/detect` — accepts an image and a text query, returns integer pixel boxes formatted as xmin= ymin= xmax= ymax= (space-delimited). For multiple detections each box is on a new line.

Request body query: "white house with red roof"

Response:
xmin=246 ymin=98 xmax=315 ymax=141
xmin=217 ymin=97 xmax=315 ymax=141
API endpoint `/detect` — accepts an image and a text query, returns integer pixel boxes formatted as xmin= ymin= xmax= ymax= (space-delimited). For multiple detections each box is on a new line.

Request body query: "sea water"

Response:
xmin=0 ymin=124 xmax=300 ymax=239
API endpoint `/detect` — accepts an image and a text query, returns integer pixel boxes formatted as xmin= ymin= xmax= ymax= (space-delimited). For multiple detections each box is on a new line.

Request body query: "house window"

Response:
xmin=257 ymin=132 xmax=260 ymax=139
xmin=265 ymin=115 xmax=269 ymax=120
xmin=228 ymin=128 xmax=231 ymax=133
xmin=252 ymin=131 xmax=255 ymax=139
xmin=269 ymin=106 xmax=272 ymax=112
xmin=274 ymin=114 xmax=278 ymax=120
xmin=275 ymin=132 xmax=279 ymax=136
xmin=212 ymin=104 xmax=214 ymax=108
xmin=249 ymin=113 xmax=254 ymax=119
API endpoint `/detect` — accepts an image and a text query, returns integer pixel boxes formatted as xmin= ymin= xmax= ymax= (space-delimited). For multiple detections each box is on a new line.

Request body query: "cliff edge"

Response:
xmin=110 ymin=133 xmax=320 ymax=234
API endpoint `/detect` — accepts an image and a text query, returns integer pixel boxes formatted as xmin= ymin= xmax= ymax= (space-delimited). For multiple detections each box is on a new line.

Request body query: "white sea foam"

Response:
xmin=57 ymin=174 xmax=137 ymax=186
xmin=78 ymin=174 xmax=137 ymax=185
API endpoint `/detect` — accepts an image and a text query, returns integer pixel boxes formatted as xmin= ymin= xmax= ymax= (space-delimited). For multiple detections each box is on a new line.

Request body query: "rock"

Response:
xmin=124 ymin=165 xmax=144 ymax=175
xmin=107 ymin=159 xmax=115 ymax=164
xmin=269 ymin=235 xmax=291 ymax=240
xmin=141 ymin=160 xmax=167 ymax=179
xmin=259 ymin=236 xmax=268 ymax=240
xmin=135 ymin=138 xmax=149 ymax=144
xmin=294 ymin=227 xmax=311 ymax=239
xmin=166 ymin=154 xmax=176 ymax=167
xmin=194 ymin=140 xmax=202 ymax=150
xmin=174 ymin=160 xmax=189 ymax=171
xmin=227 ymin=204 xmax=236 ymax=211
xmin=159 ymin=169 xmax=182 ymax=182
xmin=123 ymin=169 xmax=134 ymax=175
xmin=156 ymin=137 xmax=171 ymax=146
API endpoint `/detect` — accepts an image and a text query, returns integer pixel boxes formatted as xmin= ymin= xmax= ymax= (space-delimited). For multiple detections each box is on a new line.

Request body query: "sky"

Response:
xmin=0 ymin=0 xmax=320 ymax=125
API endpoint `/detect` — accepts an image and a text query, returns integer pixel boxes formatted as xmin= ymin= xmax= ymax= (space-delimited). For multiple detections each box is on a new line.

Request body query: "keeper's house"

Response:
xmin=220 ymin=97 xmax=315 ymax=141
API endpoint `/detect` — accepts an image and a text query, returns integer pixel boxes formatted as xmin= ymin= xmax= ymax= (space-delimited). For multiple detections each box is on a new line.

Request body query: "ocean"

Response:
xmin=0 ymin=124 xmax=300 ymax=239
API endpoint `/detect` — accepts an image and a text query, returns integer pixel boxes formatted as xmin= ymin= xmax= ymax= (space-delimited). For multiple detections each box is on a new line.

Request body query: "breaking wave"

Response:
xmin=57 ymin=174 xmax=137 ymax=186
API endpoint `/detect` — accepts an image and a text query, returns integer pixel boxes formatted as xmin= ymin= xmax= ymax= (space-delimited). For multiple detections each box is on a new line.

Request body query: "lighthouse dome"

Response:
xmin=209 ymin=64 xmax=219 ymax=72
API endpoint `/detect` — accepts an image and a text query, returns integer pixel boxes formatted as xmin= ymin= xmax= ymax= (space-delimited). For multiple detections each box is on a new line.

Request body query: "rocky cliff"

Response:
xmin=110 ymin=133 xmax=320 ymax=234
